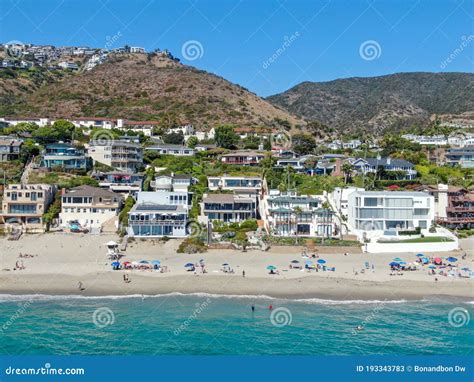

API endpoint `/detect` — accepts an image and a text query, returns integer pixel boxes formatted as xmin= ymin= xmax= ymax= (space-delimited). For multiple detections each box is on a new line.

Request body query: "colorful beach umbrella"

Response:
xmin=389 ymin=262 xmax=400 ymax=267
xmin=185 ymin=263 xmax=194 ymax=267
xmin=139 ymin=260 xmax=150 ymax=264
xmin=416 ymin=254 xmax=425 ymax=257
xmin=151 ymin=260 xmax=161 ymax=265
xmin=393 ymin=258 xmax=403 ymax=262
xmin=317 ymin=259 xmax=326 ymax=264
xmin=446 ymin=257 xmax=458 ymax=263
xmin=267 ymin=265 xmax=277 ymax=270
xmin=111 ymin=261 xmax=120 ymax=267
xmin=222 ymin=263 xmax=229 ymax=266
xmin=291 ymin=260 xmax=300 ymax=264
xmin=461 ymin=267 xmax=470 ymax=271
xmin=434 ymin=258 xmax=442 ymax=265
xmin=428 ymin=265 xmax=436 ymax=269
xmin=399 ymin=261 xmax=407 ymax=265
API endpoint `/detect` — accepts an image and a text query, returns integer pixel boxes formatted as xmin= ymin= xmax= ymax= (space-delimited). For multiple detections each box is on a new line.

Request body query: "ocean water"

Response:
xmin=0 ymin=294 xmax=472 ymax=355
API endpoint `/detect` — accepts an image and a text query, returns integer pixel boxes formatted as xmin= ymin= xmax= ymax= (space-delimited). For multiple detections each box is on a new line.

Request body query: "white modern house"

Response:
xmin=260 ymin=191 xmax=336 ymax=237
xmin=347 ymin=191 xmax=435 ymax=237
xmin=145 ymin=144 xmax=195 ymax=156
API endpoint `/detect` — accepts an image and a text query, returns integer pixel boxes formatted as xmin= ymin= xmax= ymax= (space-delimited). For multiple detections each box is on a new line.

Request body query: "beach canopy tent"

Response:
xmin=446 ymin=257 xmax=458 ymax=263
xmin=317 ymin=259 xmax=326 ymax=264
xmin=267 ymin=265 xmax=277 ymax=270
xmin=434 ymin=258 xmax=442 ymax=265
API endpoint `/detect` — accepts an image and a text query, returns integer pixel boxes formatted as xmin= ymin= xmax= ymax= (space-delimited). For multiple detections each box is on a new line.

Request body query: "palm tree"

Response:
xmin=341 ymin=162 xmax=354 ymax=184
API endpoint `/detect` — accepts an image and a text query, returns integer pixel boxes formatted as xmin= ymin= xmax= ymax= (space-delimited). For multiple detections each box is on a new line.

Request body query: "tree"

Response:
xmin=187 ymin=136 xmax=198 ymax=148
xmin=215 ymin=125 xmax=239 ymax=149
xmin=341 ymin=162 xmax=354 ymax=184
xmin=292 ymin=133 xmax=316 ymax=155
xmin=163 ymin=131 xmax=184 ymax=145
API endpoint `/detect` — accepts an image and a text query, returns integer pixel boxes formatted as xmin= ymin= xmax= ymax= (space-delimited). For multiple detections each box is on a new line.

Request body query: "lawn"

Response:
xmin=398 ymin=236 xmax=454 ymax=243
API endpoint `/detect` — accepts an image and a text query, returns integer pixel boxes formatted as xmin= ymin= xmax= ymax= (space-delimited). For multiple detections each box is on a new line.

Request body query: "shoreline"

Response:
xmin=1 ymin=273 xmax=472 ymax=301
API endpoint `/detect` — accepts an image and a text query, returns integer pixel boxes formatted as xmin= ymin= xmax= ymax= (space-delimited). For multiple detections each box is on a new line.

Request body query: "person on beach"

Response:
xmin=242 ymin=270 xmax=245 ymax=278
xmin=78 ymin=281 xmax=85 ymax=291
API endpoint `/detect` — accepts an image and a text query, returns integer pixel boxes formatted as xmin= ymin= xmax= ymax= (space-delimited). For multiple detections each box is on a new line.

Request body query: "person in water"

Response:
xmin=268 ymin=305 xmax=273 ymax=310
xmin=251 ymin=305 xmax=255 ymax=312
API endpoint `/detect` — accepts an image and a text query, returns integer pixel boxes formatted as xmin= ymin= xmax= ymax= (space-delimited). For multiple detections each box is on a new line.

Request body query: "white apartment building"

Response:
xmin=347 ymin=191 xmax=434 ymax=237
xmin=59 ymin=185 xmax=122 ymax=230
xmin=87 ymin=140 xmax=143 ymax=172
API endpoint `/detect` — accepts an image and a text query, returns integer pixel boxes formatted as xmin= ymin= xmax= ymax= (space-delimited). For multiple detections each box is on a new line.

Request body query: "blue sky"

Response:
xmin=0 ymin=0 xmax=472 ymax=96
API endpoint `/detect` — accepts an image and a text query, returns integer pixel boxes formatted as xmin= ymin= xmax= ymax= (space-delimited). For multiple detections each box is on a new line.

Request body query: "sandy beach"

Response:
xmin=1 ymin=233 xmax=473 ymax=301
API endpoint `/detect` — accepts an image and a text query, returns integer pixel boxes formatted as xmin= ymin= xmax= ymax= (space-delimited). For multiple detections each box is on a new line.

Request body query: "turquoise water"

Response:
xmin=0 ymin=294 xmax=472 ymax=355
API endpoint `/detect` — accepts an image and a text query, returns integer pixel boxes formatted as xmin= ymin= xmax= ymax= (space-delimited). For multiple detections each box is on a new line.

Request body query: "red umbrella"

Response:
xmin=434 ymin=258 xmax=442 ymax=265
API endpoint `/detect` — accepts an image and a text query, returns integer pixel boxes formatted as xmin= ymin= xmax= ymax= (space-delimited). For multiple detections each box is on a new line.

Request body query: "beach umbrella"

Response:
xmin=140 ymin=260 xmax=150 ymax=264
xmin=151 ymin=260 xmax=161 ymax=265
xmin=291 ymin=260 xmax=300 ymax=264
xmin=199 ymin=259 xmax=205 ymax=263
xmin=422 ymin=257 xmax=429 ymax=264
xmin=446 ymin=257 xmax=458 ymax=263
xmin=399 ymin=261 xmax=407 ymax=265
xmin=461 ymin=267 xmax=470 ymax=271
xmin=111 ymin=261 xmax=120 ymax=267
xmin=393 ymin=257 xmax=403 ymax=262
xmin=106 ymin=241 xmax=118 ymax=246
xmin=267 ymin=265 xmax=277 ymax=270
xmin=428 ymin=265 xmax=436 ymax=269
xmin=434 ymin=258 xmax=442 ymax=265
xmin=416 ymin=254 xmax=425 ymax=257
xmin=185 ymin=263 xmax=194 ymax=267
xmin=123 ymin=261 xmax=131 ymax=265
xmin=389 ymin=262 xmax=399 ymax=267
xmin=317 ymin=259 xmax=326 ymax=264
xmin=222 ymin=263 xmax=229 ymax=266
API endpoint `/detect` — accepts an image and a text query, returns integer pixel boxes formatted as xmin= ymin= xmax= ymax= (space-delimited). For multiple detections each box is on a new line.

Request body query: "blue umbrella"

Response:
xmin=305 ymin=260 xmax=313 ymax=265
xmin=422 ymin=258 xmax=429 ymax=264
xmin=111 ymin=261 xmax=120 ymax=267
xmin=393 ymin=257 xmax=403 ymax=262
xmin=151 ymin=260 xmax=161 ymax=265
xmin=399 ymin=261 xmax=407 ymax=265
xmin=389 ymin=262 xmax=399 ymax=267
xmin=428 ymin=265 xmax=436 ymax=269
xmin=222 ymin=263 xmax=229 ymax=266
xmin=267 ymin=265 xmax=277 ymax=270
xmin=317 ymin=259 xmax=326 ymax=264
xmin=446 ymin=257 xmax=458 ymax=263
xmin=140 ymin=260 xmax=150 ymax=264
xmin=416 ymin=253 xmax=425 ymax=257
xmin=461 ymin=267 xmax=470 ymax=271
xmin=185 ymin=263 xmax=194 ymax=267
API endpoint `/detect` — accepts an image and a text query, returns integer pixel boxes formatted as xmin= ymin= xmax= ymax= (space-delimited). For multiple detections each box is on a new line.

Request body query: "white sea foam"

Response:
xmin=0 ymin=292 xmax=444 ymax=305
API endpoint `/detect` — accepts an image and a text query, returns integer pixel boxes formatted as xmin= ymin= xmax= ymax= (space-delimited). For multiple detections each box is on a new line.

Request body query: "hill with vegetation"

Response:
xmin=267 ymin=72 xmax=474 ymax=134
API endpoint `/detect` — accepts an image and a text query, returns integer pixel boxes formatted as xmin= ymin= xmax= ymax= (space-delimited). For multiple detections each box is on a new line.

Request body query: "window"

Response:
xmin=364 ymin=197 xmax=379 ymax=207
xmin=11 ymin=193 xmax=17 ymax=201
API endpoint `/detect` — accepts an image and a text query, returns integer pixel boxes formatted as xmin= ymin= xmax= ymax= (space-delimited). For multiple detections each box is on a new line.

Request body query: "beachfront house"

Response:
xmin=145 ymin=144 xmax=195 ymax=156
xmin=207 ymin=175 xmax=263 ymax=192
xmin=87 ymin=139 xmax=143 ymax=172
xmin=352 ymin=157 xmax=417 ymax=180
xmin=260 ymin=191 xmax=335 ymax=237
xmin=347 ymin=190 xmax=434 ymax=237
xmin=92 ymin=171 xmax=144 ymax=195
xmin=201 ymin=193 xmax=257 ymax=223
xmin=151 ymin=174 xmax=195 ymax=192
xmin=59 ymin=185 xmax=123 ymax=232
xmin=127 ymin=190 xmax=191 ymax=238
xmin=445 ymin=146 xmax=474 ymax=168
xmin=0 ymin=184 xmax=56 ymax=233
xmin=0 ymin=137 xmax=23 ymax=162
xmin=41 ymin=143 xmax=90 ymax=171
xmin=220 ymin=151 xmax=265 ymax=166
